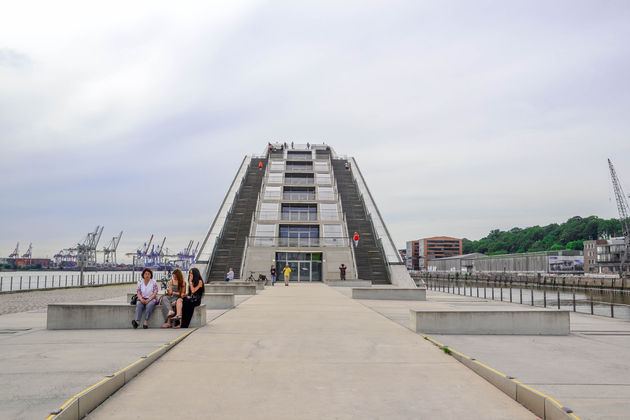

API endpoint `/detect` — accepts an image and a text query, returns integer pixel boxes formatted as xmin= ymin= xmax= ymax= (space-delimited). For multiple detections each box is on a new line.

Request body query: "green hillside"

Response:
xmin=463 ymin=216 xmax=623 ymax=255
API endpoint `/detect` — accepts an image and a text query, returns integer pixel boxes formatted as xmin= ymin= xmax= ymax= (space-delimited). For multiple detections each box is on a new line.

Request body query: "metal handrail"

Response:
xmin=350 ymin=157 xmax=402 ymax=264
xmin=196 ymin=156 xmax=250 ymax=262
xmin=247 ymin=236 xmax=350 ymax=248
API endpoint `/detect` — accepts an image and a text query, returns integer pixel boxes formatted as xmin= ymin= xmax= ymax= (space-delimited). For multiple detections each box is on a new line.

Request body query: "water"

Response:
xmin=427 ymin=279 xmax=630 ymax=321
xmin=0 ymin=270 xmax=171 ymax=292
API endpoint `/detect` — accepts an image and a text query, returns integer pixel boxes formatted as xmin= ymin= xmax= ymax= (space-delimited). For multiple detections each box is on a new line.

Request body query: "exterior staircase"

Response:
xmin=206 ymin=157 xmax=267 ymax=282
xmin=332 ymin=159 xmax=390 ymax=284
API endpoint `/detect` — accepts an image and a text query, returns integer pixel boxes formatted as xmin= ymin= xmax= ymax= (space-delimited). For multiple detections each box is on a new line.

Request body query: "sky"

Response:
xmin=1 ymin=0 xmax=629 ymax=262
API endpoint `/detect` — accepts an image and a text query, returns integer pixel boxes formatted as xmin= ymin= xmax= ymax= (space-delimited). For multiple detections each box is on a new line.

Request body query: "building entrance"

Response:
xmin=276 ymin=252 xmax=322 ymax=282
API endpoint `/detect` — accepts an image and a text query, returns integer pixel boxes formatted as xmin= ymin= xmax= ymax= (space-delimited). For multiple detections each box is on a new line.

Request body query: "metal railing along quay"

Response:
xmin=424 ymin=276 xmax=630 ymax=321
xmin=0 ymin=270 xmax=171 ymax=293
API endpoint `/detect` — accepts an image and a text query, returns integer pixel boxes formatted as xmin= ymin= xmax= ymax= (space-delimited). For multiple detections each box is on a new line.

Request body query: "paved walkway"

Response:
xmin=0 ymin=288 xmax=249 ymax=420
xmin=88 ymin=284 xmax=534 ymax=419
xmin=349 ymin=289 xmax=630 ymax=420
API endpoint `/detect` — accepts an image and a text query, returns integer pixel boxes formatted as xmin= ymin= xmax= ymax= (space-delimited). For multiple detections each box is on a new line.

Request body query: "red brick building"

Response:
xmin=406 ymin=236 xmax=462 ymax=270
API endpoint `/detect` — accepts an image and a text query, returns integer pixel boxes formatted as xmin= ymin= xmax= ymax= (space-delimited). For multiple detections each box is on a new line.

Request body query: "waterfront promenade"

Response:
xmin=88 ymin=284 xmax=533 ymax=419
xmin=4 ymin=283 xmax=629 ymax=419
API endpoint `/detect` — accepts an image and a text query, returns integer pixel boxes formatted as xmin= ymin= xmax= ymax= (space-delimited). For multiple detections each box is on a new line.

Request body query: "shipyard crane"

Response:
xmin=608 ymin=158 xmax=630 ymax=274
xmin=8 ymin=243 xmax=19 ymax=258
xmin=126 ymin=234 xmax=154 ymax=267
xmin=72 ymin=226 xmax=104 ymax=267
xmin=21 ymin=243 xmax=32 ymax=259
xmin=103 ymin=231 xmax=123 ymax=266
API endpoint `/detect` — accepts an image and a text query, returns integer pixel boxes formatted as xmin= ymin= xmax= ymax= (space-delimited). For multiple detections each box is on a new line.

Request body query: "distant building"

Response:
xmin=584 ymin=237 xmax=629 ymax=274
xmin=431 ymin=250 xmax=583 ymax=274
xmin=406 ymin=236 xmax=462 ymax=270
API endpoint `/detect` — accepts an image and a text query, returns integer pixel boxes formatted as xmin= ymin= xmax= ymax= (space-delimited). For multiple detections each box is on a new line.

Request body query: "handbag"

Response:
xmin=130 ymin=295 xmax=138 ymax=305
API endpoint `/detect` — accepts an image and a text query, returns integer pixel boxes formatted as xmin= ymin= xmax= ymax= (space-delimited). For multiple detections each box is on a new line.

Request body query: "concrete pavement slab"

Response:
xmin=88 ymin=284 xmax=535 ymax=420
xmin=351 ymin=288 xmax=630 ymax=420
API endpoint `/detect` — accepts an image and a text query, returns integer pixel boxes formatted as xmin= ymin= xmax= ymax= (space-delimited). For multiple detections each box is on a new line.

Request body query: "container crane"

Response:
xmin=8 ymin=243 xmax=19 ymax=259
xmin=103 ymin=231 xmax=123 ymax=266
xmin=21 ymin=243 xmax=32 ymax=259
xmin=608 ymin=158 xmax=630 ymax=274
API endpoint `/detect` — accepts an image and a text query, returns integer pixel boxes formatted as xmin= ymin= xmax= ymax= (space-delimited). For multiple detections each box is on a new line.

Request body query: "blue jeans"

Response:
xmin=271 ymin=274 xmax=276 ymax=285
xmin=135 ymin=300 xmax=157 ymax=321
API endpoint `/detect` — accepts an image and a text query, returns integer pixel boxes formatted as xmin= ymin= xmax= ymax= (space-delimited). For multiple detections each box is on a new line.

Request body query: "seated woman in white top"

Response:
xmin=133 ymin=268 xmax=159 ymax=329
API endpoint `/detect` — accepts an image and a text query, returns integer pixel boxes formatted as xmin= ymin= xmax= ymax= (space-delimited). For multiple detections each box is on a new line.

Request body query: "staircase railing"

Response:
xmin=196 ymin=156 xmax=251 ymax=278
xmin=350 ymin=157 xmax=402 ymax=265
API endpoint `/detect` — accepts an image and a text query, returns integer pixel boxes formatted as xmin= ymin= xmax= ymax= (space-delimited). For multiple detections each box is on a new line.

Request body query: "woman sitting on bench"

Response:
xmin=132 ymin=268 xmax=159 ymax=329
xmin=160 ymin=269 xmax=186 ymax=328
xmin=178 ymin=267 xmax=205 ymax=328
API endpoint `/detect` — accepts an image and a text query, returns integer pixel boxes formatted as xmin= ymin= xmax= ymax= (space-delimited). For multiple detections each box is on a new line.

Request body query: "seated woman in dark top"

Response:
xmin=178 ymin=267 xmax=205 ymax=329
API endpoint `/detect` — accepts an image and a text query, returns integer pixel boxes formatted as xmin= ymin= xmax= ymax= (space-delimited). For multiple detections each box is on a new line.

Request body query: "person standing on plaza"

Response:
xmin=133 ymin=268 xmax=159 ymax=329
xmin=339 ymin=264 xmax=347 ymax=280
xmin=353 ymin=232 xmax=359 ymax=247
xmin=283 ymin=265 xmax=292 ymax=286
xmin=270 ymin=265 xmax=277 ymax=286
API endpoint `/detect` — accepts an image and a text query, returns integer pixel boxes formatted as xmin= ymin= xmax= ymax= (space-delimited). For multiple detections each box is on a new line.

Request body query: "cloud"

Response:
xmin=1 ymin=0 xmax=630 ymax=260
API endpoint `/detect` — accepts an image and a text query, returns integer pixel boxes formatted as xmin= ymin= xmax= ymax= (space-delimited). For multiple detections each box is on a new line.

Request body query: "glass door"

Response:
xmin=298 ymin=261 xmax=311 ymax=282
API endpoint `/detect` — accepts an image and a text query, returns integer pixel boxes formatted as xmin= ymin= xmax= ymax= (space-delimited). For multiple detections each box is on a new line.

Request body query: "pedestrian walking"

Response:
xmin=283 ymin=265 xmax=292 ymax=286
xmin=339 ymin=264 xmax=347 ymax=280
xmin=270 ymin=265 xmax=277 ymax=286
xmin=353 ymin=232 xmax=359 ymax=247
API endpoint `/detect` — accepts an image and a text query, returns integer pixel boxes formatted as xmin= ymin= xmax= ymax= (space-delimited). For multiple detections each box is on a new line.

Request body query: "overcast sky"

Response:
xmin=1 ymin=0 xmax=629 ymax=262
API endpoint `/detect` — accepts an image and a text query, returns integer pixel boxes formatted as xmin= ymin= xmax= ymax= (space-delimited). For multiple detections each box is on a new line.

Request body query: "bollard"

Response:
xmin=37 ymin=276 xmax=39 ymax=289
xmin=531 ymin=288 xmax=534 ymax=306
xmin=10 ymin=276 xmax=13 ymax=291
xmin=29 ymin=276 xmax=31 ymax=289
xmin=477 ymin=284 xmax=479 ymax=297
xmin=20 ymin=277 xmax=23 ymax=290
xmin=492 ymin=286 xmax=495 ymax=300
xmin=0 ymin=277 xmax=2 ymax=292
xmin=520 ymin=287 xmax=522 ymax=304
xmin=557 ymin=289 xmax=561 ymax=310
xmin=484 ymin=284 xmax=487 ymax=299
xmin=590 ymin=296 xmax=594 ymax=315
xmin=65 ymin=275 xmax=68 ymax=287
xmin=500 ymin=286 xmax=503 ymax=302
xmin=544 ymin=289 xmax=547 ymax=308
xmin=509 ymin=286 xmax=512 ymax=302
xmin=45 ymin=275 xmax=48 ymax=289
xmin=611 ymin=303 xmax=614 ymax=318
xmin=573 ymin=292 xmax=576 ymax=312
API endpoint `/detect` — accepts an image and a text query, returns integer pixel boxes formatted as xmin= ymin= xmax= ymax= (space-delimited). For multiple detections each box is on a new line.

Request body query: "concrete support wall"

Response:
xmin=389 ymin=264 xmax=418 ymax=288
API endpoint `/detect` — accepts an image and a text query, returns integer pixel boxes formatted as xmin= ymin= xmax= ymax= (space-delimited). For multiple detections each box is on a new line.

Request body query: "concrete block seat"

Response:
xmin=205 ymin=283 xmax=257 ymax=295
xmin=410 ymin=309 xmax=570 ymax=335
xmin=210 ymin=280 xmax=264 ymax=291
xmin=352 ymin=287 xmax=427 ymax=301
xmin=327 ymin=280 xmax=372 ymax=287
xmin=127 ymin=293 xmax=235 ymax=309
xmin=47 ymin=303 xmax=207 ymax=330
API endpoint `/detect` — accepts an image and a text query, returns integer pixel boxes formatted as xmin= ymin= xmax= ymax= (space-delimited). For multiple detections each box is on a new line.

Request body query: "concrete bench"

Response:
xmin=205 ymin=284 xmax=257 ymax=295
xmin=127 ymin=293 xmax=235 ymax=309
xmin=211 ymin=281 xmax=264 ymax=290
xmin=202 ymin=293 xmax=235 ymax=309
xmin=410 ymin=309 xmax=570 ymax=335
xmin=327 ymin=280 xmax=372 ymax=287
xmin=352 ymin=288 xmax=427 ymax=301
xmin=46 ymin=303 xmax=207 ymax=330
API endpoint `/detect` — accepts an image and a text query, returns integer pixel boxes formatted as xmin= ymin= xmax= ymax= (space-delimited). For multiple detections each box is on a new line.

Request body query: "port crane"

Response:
xmin=71 ymin=226 xmax=104 ymax=267
xmin=103 ymin=231 xmax=123 ymax=266
xmin=21 ymin=243 xmax=32 ymax=259
xmin=608 ymin=158 xmax=630 ymax=274
xmin=8 ymin=243 xmax=19 ymax=259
